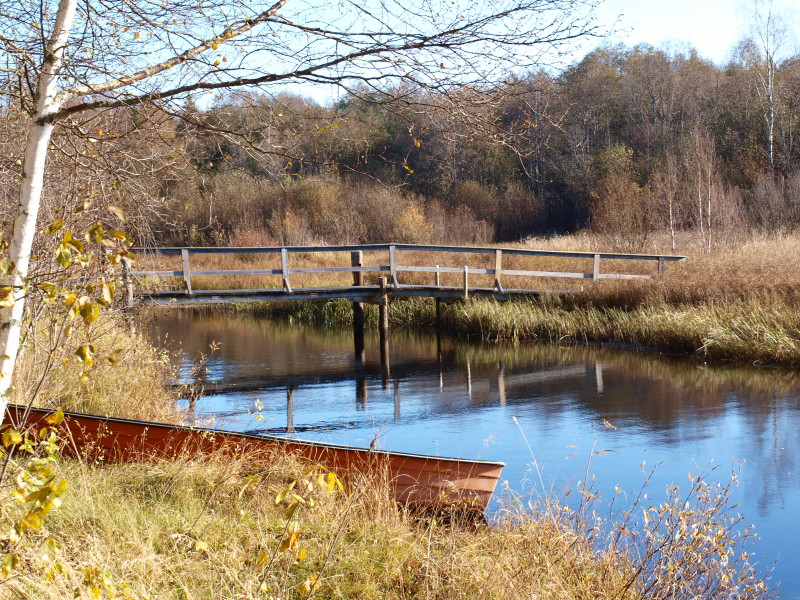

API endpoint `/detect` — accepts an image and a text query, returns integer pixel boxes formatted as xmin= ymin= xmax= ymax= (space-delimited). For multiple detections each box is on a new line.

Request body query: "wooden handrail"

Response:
xmin=128 ymin=243 xmax=686 ymax=303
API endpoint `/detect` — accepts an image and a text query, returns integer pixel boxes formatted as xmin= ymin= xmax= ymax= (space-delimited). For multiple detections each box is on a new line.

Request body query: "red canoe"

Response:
xmin=4 ymin=404 xmax=504 ymax=513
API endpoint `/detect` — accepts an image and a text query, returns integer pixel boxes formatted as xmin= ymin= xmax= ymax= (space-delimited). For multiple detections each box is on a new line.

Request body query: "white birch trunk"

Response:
xmin=0 ymin=0 xmax=77 ymax=416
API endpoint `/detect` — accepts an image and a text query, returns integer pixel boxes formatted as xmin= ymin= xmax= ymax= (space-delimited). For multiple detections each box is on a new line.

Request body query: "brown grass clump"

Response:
xmin=12 ymin=312 xmax=179 ymax=423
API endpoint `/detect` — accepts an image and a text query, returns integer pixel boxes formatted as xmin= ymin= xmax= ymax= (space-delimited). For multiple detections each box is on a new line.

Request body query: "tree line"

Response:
xmin=153 ymin=42 xmax=798 ymax=251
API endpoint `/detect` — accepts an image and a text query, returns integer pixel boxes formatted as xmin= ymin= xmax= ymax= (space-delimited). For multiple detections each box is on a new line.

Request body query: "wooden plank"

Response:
xmin=183 ymin=269 xmax=283 ymax=276
xmin=598 ymin=273 xmax=651 ymax=280
xmin=500 ymin=269 xmax=592 ymax=278
xmin=134 ymin=244 xmax=686 ymax=263
xmin=288 ymin=266 xmax=387 ymax=274
xmin=131 ymin=270 xmax=184 ymax=277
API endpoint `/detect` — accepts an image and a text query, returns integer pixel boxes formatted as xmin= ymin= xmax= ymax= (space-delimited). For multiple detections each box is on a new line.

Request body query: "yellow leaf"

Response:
xmin=2 ymin=428 xmax=22 ymax=447
xmin=0 ymin=287 xmax=14 ymax=308
xmin=2 ymin=553 xmax=19 ymax=578
xmin=194 ymin=540 xmax=209 ymax=552
xmin=299 ymin=575 xmax=318 ymax=598
xmin=45 ymin=408 xmax=65 ymax=426
xmin=79 ymin=301 xmax=100 ymax=326
xmin=107 ymin=205 xmax=126 ymax=222
xmin=101 ymin=280 xmax=114 ymax=305
xmin=75 ymin=344 xmax=95 ymax=366
xmin=46 ymin=219 xmax=63 ymax=235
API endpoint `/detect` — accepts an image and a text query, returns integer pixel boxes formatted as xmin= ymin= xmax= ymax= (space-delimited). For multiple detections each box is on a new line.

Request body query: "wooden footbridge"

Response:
xmin=125 ymin=243 xmax=685 ymax=306
xmin=125 ymin=242 xmax=684 ymax=371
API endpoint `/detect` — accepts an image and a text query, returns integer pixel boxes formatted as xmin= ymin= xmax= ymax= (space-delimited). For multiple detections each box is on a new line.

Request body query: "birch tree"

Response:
xmin=0 ymin=0 xmax=600 ymax=412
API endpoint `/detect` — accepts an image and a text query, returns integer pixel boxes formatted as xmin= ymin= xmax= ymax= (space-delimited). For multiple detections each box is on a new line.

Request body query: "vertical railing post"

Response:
xmin=389 ymin=245 xmax=398 ymax=287
xmin=592 ymin=253 xmax=601 ymax=282
xmin=658 ymin=257 xmax=665 ymax=277
xmin=281 ymin=247 xmax=292 ymax=293
xmin=434 ymin=264 xmax=440 ymax=287
xmin=494 ymin=249 xmax=503 ymax=292
xmin=122 ymin=257 xmax=134 ymax=308
xmin=286 ymin=386 xmax=295 ymax=433
xmin=181 ymin=248 xmax=193 ymax=295
xmin=463 ymin=265 xmax=469 ymax=299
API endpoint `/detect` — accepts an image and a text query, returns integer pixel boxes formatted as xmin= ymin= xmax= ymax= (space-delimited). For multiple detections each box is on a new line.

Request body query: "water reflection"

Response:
xmin=145 ymin=309 xmax=800 ymax=597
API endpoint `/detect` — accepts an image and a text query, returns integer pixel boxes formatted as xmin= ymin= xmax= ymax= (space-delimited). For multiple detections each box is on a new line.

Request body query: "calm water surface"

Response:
xmin=145 ymin=310 xmax=800 ymax=598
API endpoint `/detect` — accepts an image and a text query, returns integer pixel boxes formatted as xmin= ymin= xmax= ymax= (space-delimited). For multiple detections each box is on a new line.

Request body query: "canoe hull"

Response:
xmin=4 ymin=405 xmax=504 ymax=512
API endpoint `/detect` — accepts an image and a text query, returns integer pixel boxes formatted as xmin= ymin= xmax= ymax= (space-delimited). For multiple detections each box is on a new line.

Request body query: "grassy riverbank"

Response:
xmin=224 ymin=233 xmax=800 ymax=366
xmin=2 ymin=445 xmax=770 ymax=599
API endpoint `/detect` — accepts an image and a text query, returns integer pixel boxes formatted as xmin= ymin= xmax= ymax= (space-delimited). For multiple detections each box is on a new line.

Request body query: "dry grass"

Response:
xmin=12 ymin=312 xmax=179 ymax=422
xmin=0 ymin=448 xmax=771 ymax=600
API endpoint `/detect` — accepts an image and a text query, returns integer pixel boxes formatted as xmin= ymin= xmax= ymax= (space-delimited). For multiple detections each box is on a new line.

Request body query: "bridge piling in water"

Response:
xmin=379 ymin=276 xmax=390 ymax=388
xmin=351 ymin=251 xmax=365 ymax=364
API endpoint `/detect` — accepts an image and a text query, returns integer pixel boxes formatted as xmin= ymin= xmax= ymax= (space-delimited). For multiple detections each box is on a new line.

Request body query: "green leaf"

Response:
xmin=55 ymin=245 xmax=71 ymax=267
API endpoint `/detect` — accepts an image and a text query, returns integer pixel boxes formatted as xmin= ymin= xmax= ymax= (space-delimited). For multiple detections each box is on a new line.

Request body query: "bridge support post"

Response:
xmin=351 ymin=251 xmax=365 ymax=364
xmin=378 ymin=276 xmax=390 ymax=387
xmin=356 ymin=375 xmax=368 ymax=409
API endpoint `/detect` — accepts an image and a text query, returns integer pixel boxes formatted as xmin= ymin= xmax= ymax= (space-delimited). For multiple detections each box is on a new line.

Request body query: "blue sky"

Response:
xmin=594 ymin=0 xmax=797 ymax=65
xmin=272 ymin=0 xmax=799 ymax=105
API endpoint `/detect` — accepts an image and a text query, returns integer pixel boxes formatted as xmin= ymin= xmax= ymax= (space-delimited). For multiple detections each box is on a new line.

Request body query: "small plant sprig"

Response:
xmin=252 ymin=465 xmax=343 ymax=599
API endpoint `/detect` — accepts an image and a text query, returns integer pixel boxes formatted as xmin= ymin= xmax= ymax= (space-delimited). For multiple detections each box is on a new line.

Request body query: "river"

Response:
xmin=145 ymin=309 xmax=800 ymax=598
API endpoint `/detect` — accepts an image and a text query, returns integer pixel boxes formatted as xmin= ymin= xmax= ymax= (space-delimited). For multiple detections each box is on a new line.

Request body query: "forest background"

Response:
xmin=3 ymin=35 xmax=800 ymax=254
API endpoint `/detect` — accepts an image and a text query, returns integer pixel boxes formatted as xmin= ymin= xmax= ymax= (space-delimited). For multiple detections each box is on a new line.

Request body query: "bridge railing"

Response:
xmin=127 ymin=243 xmax=686 ymax=301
